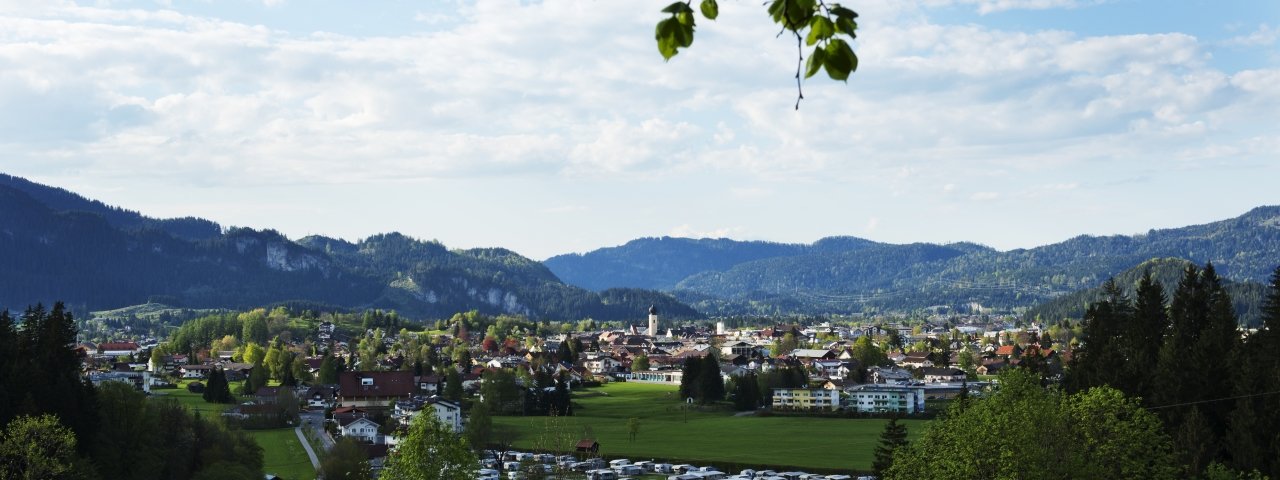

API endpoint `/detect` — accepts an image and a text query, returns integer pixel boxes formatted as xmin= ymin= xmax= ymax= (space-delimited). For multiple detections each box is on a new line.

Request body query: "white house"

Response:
xmin=585 ymin=356 xmax=623 ymax=375
xmin=393 ymin=396 xmax=463 ymax=432
xmin=339 ymin=417 xmax=381 ymax=443
xmin=920 ymin=367 xmax=967 ymax=383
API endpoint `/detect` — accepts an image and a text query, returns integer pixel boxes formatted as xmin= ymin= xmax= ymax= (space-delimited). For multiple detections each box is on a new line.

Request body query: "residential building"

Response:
xmin=920 ymin=367 xmax=967 ymax=383
xmin=393 ymin=395 xmax=463 ymax=432
xmin=868 ymin=366 xmax=913 ymax=384
xmin=847 ymin=384 xmax=925 ymax=414
xmin=338 ymin=371 xmax=416 ymax=408
xmin=771 ymin=388 xmax=841 ymax=411
xmin=339 ymin=417 xmax=381 ymax=443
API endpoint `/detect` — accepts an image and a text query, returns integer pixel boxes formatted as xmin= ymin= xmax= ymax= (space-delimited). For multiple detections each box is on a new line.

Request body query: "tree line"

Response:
xmin=0 ymin=302 xmax=264 ymax=479
xmin=873 ymin=263 xmax=1280 ymax=478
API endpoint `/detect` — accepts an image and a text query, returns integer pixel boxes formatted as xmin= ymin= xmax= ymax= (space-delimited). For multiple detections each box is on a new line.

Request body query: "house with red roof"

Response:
xmin=338 ymin=371 xmax=416 ymax=408
xmin=98 ymin=341 xmax=141 ymax=357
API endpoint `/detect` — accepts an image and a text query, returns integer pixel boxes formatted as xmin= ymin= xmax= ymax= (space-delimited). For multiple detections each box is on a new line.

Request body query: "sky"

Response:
xmin=1 ymin=0 xmax=1277 ymax=260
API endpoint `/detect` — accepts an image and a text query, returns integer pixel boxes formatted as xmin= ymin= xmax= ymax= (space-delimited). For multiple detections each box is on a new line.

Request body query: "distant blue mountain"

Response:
xmin=0 ymin=175 xmax=698 ymax=321
xmin=545 ymin=207 xmax=1280 ymax=316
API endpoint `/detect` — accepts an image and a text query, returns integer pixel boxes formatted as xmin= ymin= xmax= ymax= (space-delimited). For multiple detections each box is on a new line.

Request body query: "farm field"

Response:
xmin=249 ymin=428 xmax=316 ymax=480
xmin=491 ymin=382 xmax=928 ymax=473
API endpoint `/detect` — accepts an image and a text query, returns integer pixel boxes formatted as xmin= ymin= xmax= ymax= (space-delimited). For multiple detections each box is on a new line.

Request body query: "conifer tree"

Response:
xmin=444 ymin=369 xmax=463 ymax=402
xmin=1124 ymin=269 xmax=1168 ymax=401
xmin=698 ymin=354 xmax=725 ymax=404
xmin=679 ymin=356 xmax=702 ymax=401
xmin=1153 ymin=264 xmax=1243 ymax=476
xmin=318 ymin=354 xmax=338 ymax=384
xmin=872 ymin=416 xmax=909 ymax=477
xmin=1066 ymin=279 xmax=1130 ymax=393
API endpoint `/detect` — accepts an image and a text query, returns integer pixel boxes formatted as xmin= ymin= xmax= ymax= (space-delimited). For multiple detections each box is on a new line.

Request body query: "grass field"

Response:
xmin=249 ymin=428 xmax=316 ymax=480
xmin=149 ymin=380 xmax=245 ymax=416
xmin=492 ymin=382 xmax=928 ymax=473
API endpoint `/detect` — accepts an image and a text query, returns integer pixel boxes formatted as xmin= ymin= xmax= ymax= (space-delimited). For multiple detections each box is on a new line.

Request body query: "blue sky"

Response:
xmin=1 ymin=0 xmax=1277 ymax=259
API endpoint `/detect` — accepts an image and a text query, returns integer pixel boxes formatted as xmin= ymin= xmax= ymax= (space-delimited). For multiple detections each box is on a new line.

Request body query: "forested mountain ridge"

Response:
xmin=1023 ymin=257 xmax=1268 ymax=326
xmin=0 ymin=173 xmax=221 ymax=241
xmin=0 ymin=177 xmax=698 ymax=321
xmin=548 ymin=207 xmax=1280 ymax=316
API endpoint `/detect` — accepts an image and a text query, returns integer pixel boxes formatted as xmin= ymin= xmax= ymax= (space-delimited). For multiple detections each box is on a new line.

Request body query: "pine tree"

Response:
xmin=0 ymin=310 xmax=17 ymax=428
xmin=318 ymin=354 xmax=338 ymax=384
xmin=1125 ymin=270 xmax=1168 ymax=402
xmin=678 ymin=356 xmax=702 ymax=401
xmin=698 ymin=354 xmax=725 ymax=404
xmin=1233 ymin=265 xmax=1280 ymax=477
xmin=1066 ymin=278 xmax=1131 ymax=393
xmin=872 ymin=416 xmax=909 ymax=477
xmin=556 ymin=341 xmax=573 ymax=364
xmin=444 ymin=369 xmax=463 ymax=402
xmin=1154 ymin=264 xmax=1243 ymax=475
xmin=732 ymin=373 xmax=760 ymax=411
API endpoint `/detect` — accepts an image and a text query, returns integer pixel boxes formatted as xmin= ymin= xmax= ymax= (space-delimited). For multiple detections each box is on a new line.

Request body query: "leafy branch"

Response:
xmin=655 ymin=0 xmax=859 ymax=109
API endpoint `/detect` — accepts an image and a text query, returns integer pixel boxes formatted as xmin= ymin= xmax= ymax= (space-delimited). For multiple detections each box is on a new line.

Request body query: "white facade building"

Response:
xmin=847 ymin=385 xmax=925 ymax=414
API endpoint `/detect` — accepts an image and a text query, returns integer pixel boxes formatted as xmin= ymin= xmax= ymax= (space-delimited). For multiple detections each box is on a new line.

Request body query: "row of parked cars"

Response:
xmin=474 ymin=451 xmax=874 ymax=480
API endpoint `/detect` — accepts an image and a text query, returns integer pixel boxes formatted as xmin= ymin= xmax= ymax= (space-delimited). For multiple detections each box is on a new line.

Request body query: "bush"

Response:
xmin=187 ymin=382 xmax=205 ymax=393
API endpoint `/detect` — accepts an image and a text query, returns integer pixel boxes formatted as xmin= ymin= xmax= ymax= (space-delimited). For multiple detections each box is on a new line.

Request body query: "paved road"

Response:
xmin=302 ymin=410 xmax=334 ymax=452
xmin=296 ymin=410 xmax=333 ymax=477
xmin=295 ymin=426 xmax=321 ymax=472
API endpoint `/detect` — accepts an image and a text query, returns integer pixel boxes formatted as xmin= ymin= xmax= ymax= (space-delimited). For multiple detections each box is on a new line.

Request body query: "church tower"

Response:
xmin=647 ymin=305 xmax=659 ymax=337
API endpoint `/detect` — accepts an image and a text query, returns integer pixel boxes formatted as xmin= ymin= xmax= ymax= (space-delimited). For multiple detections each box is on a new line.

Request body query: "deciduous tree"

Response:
xmin=0 ymin=414 xmax=80 ymax=480
xmin=381 ymin=413 xmax=479 ymax=480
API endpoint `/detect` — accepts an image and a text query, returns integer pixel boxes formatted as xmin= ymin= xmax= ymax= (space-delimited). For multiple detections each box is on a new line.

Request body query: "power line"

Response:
xmin=1146 ymin=390 xmax=1280 ymax=410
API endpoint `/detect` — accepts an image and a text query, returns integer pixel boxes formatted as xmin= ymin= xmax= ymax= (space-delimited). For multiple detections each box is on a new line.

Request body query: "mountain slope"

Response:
xmin=549 ymin=207 xmax=1280 ymax=315
xmin=0 ymin=173 xmax=221 ymax=241
xmin=544 ymin=237 xmax=818 ymax=291
xmin=1023 ymin=257 xmax=1268 ymax=326
xmin=0 ymin=177 xmax=698 ymax=321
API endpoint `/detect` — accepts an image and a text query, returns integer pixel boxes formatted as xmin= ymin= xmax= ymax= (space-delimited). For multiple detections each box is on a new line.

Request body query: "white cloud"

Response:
xmin=1224 ymin=24 xmax=1278 ymax=47
xmin=914 ymin=0 xmax=1110 ymax=15
xmin=0 ymin=0 xmax=1277 ymax=259
xmin=669 ymin=224 xmax=745 ymax=239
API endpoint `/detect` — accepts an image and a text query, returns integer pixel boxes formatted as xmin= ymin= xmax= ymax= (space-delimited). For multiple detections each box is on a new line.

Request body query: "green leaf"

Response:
xmin=784 ymin=0 xmax=815 ymax=28
xmin=673 ymin=16 xmax=695 ymax=48
xmin=831 ymin=6 xmax=858 ymax=20
xmin=700 ymin=0 xmax=718 ymax=20
xmin=836 ymin=17 xmax=858 ymax=37
xmin=823 ymin=38 xmax=856 ymax=81
xmin=677 ymin=10 xmax=695 ymax=27
xmin=655 ymin=18 xmax=680 ymax=60
xmin=661 ymin=2 xmax=691 ymax=14
xmin=805 ymin=47 xmax=826 ymax=78
xmin=806 ymin=16 xmax=834 ymax=46
xmin=655 ymin=17 xmax=671 ymax=40
xmin=767 ymin=0 xmax=787 ymax=23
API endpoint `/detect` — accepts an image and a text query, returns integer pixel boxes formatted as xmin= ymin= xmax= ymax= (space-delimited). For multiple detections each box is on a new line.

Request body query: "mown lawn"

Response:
xmin=491 ymin=382 xmax=928 ymax=473
xmin=149 ymin=380 xmax=245 ymax=416
xmin=249 ymin=428 xmax=315 ymax=480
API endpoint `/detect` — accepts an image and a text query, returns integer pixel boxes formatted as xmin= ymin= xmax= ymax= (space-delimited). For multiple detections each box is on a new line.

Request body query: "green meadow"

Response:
xmin=492 ymin=382 xmax=928 ymax=473
xmin=248 ymin=428 xmax=316 ymax=480
xmin=153 ymin=380 xmax=314 ymax=479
